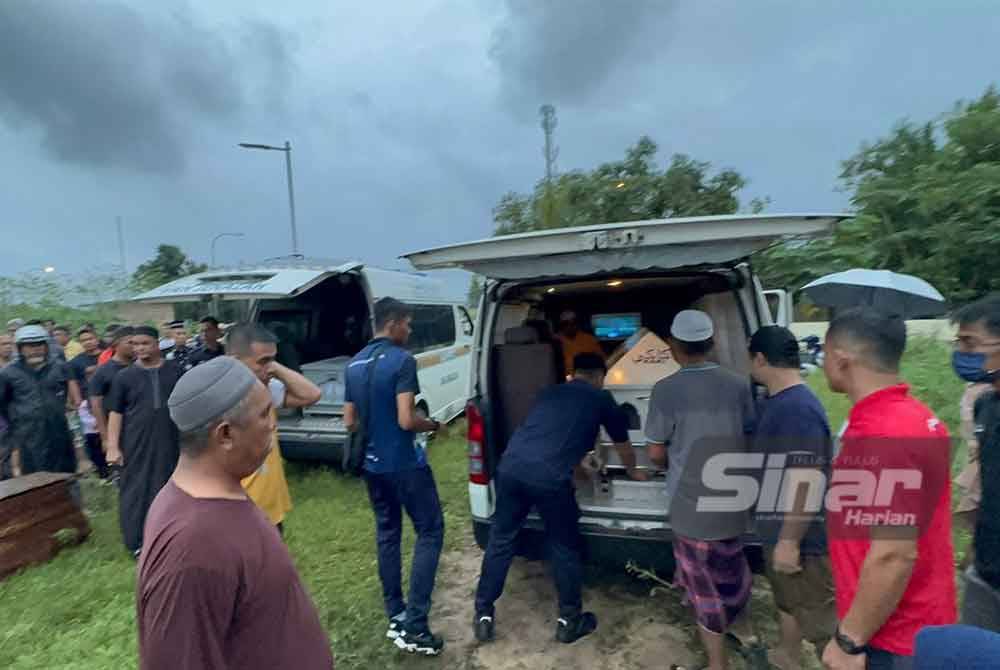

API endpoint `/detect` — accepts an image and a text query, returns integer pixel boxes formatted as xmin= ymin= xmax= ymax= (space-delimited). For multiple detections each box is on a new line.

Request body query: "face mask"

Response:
xmin=952 ymin=351 xmax=998 ymax=383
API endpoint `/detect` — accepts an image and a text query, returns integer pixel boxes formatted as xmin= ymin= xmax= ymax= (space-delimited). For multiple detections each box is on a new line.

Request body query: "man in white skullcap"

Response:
xmin=645 ymin=309 xmax=757 ymax=670
xmin=137 ymin=357 xmax=333 ymax=670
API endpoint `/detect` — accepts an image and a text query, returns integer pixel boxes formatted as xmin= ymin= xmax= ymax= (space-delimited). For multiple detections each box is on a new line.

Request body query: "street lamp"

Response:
xmin=238 ymin=140 xmax=299 ymax=256
xmin=43 ymin=266 xmax=55 ymax=273
xmin=211 ymin=233 xmax=246 ymax=267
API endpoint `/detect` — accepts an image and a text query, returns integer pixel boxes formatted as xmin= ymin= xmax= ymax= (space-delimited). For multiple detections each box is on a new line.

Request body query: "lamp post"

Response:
xmin=238 ymin=140 xmax=299 ymax=256
xmin=210 ymin=232 xmax=246 ymax=267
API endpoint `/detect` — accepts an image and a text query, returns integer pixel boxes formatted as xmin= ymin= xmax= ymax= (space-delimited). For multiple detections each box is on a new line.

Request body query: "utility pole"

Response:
xmin=116 ymin=216 xmax=127 ymax=276
xmin=540 ymin=105 xmax=559 ymax=228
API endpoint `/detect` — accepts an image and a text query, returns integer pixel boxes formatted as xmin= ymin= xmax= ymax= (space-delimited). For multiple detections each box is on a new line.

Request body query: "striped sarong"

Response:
xmin=672 ymin=534 xmax=751 ymax=634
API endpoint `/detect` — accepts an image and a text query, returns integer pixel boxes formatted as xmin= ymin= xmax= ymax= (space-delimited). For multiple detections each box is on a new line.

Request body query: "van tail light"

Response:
xmin=467 ymin=402 xmax=489 ymax=485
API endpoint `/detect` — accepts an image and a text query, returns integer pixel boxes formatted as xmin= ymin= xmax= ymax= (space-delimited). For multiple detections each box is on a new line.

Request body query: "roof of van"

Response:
xmin=131 ymin=256 xmax=463 ymax=304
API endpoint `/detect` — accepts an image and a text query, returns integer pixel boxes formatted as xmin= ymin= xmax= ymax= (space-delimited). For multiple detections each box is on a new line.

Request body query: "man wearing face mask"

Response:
xmin=952 ymin=295 xmax=1000 ymax=633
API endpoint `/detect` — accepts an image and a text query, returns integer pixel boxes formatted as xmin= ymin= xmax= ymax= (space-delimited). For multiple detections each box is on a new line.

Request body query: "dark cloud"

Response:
xmin=0 ymin=1 xmax=292 ymax=175
xmin=490 ymin=0 xmax=671 ymax=112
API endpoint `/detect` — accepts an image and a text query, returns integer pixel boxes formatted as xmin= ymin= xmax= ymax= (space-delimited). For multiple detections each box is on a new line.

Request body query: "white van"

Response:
xmin=402 ymin=213 xmax=849 ymax=568
xmin=132 ymin=257 xmax=474 ymax=469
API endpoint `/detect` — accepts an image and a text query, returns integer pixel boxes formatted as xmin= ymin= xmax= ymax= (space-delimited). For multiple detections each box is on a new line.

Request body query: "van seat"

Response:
xmin=494 ymin=326 xmax=560 ymax=442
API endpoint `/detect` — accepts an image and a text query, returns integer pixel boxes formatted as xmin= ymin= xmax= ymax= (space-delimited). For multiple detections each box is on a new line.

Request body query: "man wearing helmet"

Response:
xmin=0 ymin=325 xmax=81 ymax=479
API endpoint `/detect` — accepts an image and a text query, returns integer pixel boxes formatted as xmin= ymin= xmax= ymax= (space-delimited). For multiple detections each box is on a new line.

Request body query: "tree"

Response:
xmin=493 ymin=136 xmax=752 ymax=235
xmin=131 ymin=245 xmax=207 ymax=292
xmin=756 ymin=85 xmax=1000 ymax=305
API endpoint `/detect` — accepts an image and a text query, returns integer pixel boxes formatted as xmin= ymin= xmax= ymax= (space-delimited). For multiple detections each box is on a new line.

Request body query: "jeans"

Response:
xmin=364 ymin=465 xmax=444 ymax=633
xmin=961 ymin=565 xmax=1000 ymax=633
xmin=84 ymin=433 xmax=109 ymax=479
xmin=474 ymin=473 xmax=584 ymax=620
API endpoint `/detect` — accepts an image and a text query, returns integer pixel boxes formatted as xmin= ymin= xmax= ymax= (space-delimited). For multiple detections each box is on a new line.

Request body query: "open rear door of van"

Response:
xmin=131 ymin=261 xmax=363 ymax=303
xmin=402 ymin=213 xmax=850 ymax=279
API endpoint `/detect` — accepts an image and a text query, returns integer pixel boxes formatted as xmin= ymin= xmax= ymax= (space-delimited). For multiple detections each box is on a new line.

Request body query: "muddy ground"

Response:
xmin=421 ymin=535 xmax=823 ymax=670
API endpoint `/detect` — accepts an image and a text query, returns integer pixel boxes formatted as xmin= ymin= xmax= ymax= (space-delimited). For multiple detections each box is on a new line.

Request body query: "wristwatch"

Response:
xmin=834 ymin=627 xmax=866 ymax=656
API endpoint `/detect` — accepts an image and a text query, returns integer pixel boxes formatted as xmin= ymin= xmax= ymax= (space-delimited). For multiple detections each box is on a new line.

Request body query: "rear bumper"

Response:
xmin=277 ymin=418 xmax=348 ymax=464
xmin=471 ymin=517 xmax=764 ymax=574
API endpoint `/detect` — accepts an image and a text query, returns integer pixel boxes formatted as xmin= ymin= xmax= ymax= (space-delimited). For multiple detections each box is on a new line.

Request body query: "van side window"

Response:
xmin=458 ymin=307 xmax=474 ymax=337
xmin=409 ymin=304 xmax=457 ymax=354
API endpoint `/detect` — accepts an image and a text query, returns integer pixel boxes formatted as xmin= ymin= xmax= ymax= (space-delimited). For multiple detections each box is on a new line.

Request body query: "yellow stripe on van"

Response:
xmin=416 ymin=345 xmax=471 ymax=370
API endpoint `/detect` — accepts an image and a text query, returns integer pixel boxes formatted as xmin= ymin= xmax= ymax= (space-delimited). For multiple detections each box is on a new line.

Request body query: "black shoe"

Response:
xmin=386 ymin=613 xmax=406 ymax=641
xmin=395 ymin=628 xmax=444 ymax=656
xmin=556 ymin=612 xmax=598 ymax=644
xmin=474 ymin=615 xmax=495 ymax=643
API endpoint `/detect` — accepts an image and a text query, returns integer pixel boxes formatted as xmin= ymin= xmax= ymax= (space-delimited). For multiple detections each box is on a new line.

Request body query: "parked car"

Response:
xmin=403 ymin=213 xmax=850 ymax=569
xmin=132 ymin=257 xmax=473 ymax=470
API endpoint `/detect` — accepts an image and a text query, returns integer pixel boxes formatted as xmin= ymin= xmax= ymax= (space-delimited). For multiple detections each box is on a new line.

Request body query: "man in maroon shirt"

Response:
xmin=821 ymin=309 xmax=956 ymax=670
xmin=138 ymin=356 xmax=333 ymax=670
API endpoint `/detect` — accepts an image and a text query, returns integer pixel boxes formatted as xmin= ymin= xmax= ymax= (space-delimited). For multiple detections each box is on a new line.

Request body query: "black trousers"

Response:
xmin=474 ymin=473 xmax=584 ymax=620
xmin=84 ymin=433 xmax=109 ymax=479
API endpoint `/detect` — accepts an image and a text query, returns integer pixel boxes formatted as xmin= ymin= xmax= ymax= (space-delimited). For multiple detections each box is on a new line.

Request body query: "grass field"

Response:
xmin=0 ymin=337 xmax=972 ymax=669
xmin=0 ymin=424 xmax=472 ymax=670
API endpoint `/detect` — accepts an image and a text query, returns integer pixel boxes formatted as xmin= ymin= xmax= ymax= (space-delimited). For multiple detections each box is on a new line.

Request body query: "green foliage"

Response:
xmin=130 ymin=245 xmax=207 ymax=292
xmin=0 ymin=271 xmax=131 ymax=332
xmin=467 ymin=276 xmax=483 ymax=308
xmin=757 ymin=85 xmax=1000 ymax=304
xmin=493 ymin=135 xmax=752 ymax=235
xmin=0 ymin=424 xmax=470 ymax=670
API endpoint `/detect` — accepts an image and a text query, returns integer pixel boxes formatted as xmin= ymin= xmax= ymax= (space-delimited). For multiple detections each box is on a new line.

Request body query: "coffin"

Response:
xmin=0 ymin=473 xmax=91 ymax=580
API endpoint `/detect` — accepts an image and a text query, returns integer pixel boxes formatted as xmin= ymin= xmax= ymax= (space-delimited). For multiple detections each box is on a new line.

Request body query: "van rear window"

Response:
xmin=409 ymin=305 xmax=456 ymax=354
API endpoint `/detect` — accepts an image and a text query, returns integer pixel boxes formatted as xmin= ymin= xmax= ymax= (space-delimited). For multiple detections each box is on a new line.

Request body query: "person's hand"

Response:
xmin=822 ymin=638 xmax=866 ymax=670
xmin=106 ymin=445 xmax=123 ymax=466
xmin=772 ymin=539 xmax=803 ymax=575
xmin=626 ymin=467 xmax=650 ymax=482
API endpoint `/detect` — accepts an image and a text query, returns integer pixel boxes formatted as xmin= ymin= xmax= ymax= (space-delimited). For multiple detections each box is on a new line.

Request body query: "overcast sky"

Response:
xmin=1 ymin=1 xmax=997 ymax=291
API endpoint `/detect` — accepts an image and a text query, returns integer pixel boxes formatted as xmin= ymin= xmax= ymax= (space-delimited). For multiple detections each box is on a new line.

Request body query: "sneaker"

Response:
xmin=555 ymin=612 xmax=598 ymax=644
xmin=395 ymin=629 xmax=445 ymax=656
xmin=474 ymin=615 xmax=495 ymax=643
xmin=386 ymin=613 xmax=406 ymax=640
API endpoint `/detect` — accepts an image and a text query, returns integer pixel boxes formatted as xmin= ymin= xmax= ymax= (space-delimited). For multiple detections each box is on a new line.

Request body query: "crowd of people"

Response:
xmin=2 ymin=294 xmax=1000 ymax=669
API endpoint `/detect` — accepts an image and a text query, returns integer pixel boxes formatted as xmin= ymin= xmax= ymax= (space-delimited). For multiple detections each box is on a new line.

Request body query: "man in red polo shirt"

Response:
xmin=820 ymin=308 xmax=956 ymax=670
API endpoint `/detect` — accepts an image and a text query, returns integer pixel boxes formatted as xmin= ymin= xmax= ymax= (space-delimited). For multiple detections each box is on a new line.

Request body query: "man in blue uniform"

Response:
xmin=473 ymin=352 xmax=644 ymax=645
xmin=344 ymin=298 xmax=445 ymax=656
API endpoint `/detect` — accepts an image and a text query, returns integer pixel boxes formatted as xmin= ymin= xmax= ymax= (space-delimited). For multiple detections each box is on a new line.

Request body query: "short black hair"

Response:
xmin=573 ymin=352 xmax=607 ymax=375
xmin=827 ymin=307 xmax=906 ymax=373
xmin=200 ymin=316 xmax=220 ymax=327
xmin=672 ymin=337 xmax=715 ymax=357
xmin=110 ymin=326 xmax=135 ymax=343
xmin=76 ymin=326 xmax=97 ymax=338
xmin=952 ymin=295 xmax=1000 ymax=338
xmin=104 ymin=323 xmax=122 ymax=335
xmin=226 ymin=322 xmax=279 ymax=356
xmin=26 ymin=319 xmax=42 ymax=326
xmin=374 ymin=297 xmax=413 ymax=331
xmin=749 ymin=326 xmax=800 ymax=369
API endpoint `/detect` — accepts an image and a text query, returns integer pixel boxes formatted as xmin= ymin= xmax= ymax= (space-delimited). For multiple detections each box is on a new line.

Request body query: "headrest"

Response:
xmin=505 ymin=326 xmax=540 ymax=345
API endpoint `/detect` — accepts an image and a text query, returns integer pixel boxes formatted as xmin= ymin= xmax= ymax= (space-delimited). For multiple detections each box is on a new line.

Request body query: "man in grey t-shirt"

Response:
xmin=645 ymin=310 xmax=755 ymax=670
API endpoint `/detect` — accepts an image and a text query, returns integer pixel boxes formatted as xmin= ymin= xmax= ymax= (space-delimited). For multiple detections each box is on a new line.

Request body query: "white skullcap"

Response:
xmin=670 ymin=310 xmax=714 ymax=342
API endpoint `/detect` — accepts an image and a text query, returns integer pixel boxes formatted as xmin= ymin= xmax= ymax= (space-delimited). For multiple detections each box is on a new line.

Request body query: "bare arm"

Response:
xmin=91 ymin=396 xmax=107 ymax=442
xmin=396 ymin=392 xmax=438 ymax=433
xmin=67 ymin=379 xmax=82 ymax=409
xmin=838 ymin=535 xmax=919 ymax=645
xmin=106 ymin=411 xmax=124 ymax=465
xmin=647 ymin=442 xmax=668 ymax=470
xmin=343 ymin=402 xmax=358 ymax=432
xmin=270 ymin=362 xmax=321 ymax=409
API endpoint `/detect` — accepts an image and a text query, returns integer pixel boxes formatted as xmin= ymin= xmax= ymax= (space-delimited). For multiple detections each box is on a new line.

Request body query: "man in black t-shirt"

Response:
xmin=68 ymin=328 xmax=109 ymax=479
xmin=749 ymin=326 xmax=835 ymax=668
xmin=473 ymin=353 xmax=643 ymax=645
xmin=89 ymin=327 xmax=135 ymax=448
xmin=189 ymin=316 xmax=225 ymax=367
xmin=953 ymin=296 xmax=1000 ymax=633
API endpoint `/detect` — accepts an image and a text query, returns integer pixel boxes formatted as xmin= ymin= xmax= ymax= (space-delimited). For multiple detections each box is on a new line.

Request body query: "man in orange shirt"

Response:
xmin=555 ymin=311 xmax=605 ymax=376
xmin=227 ymin=323 xmax=321 ymax=535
